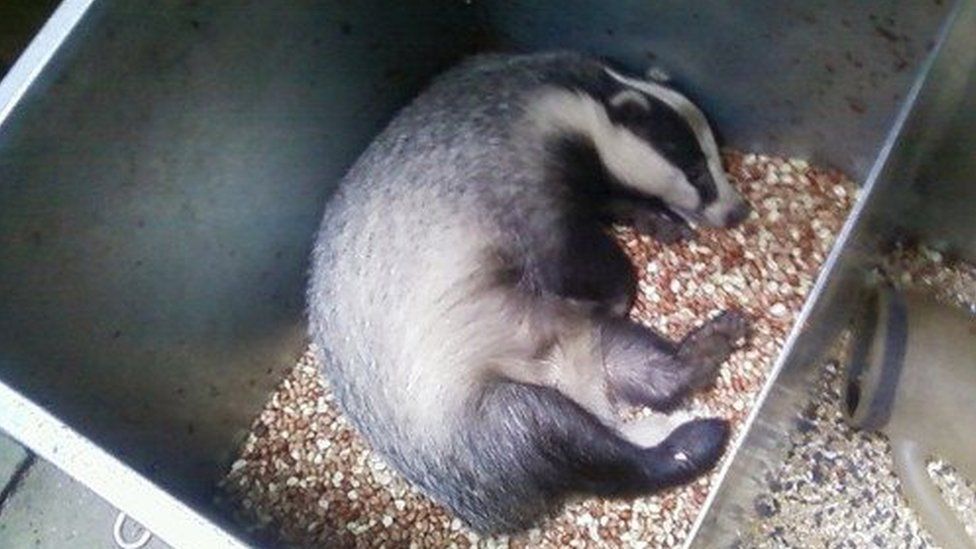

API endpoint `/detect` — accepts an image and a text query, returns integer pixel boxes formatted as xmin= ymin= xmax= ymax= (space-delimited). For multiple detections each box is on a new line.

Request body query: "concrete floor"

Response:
xmin=0 ymin=431 xmax=171 ymax=549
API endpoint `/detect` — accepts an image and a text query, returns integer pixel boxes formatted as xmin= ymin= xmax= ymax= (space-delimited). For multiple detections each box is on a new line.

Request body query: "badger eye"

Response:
xmin=686 ymin=165 xmax=708 ymax=182
xmin=611 ymin=103 xmax=647 ymax=125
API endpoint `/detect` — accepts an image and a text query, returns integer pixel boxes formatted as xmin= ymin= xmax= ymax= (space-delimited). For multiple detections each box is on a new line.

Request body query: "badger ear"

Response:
xmin=607 ymin=90 xmax=650 ymax=124
xmin=590 ymin=65 xmax=625 ymax=102
xmin=609 ymin=90 xmax=650 ymax=111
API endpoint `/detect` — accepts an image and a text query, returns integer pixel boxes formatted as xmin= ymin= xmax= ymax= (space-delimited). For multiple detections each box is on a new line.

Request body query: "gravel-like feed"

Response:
xmin=218 ymin=151 xmax=859 ymax=548
xmin=742 ymin=244 xmax=976 ymax=548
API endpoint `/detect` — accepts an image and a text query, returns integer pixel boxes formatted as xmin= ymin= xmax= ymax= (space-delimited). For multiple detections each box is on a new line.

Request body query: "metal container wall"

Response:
xmin=0 ymin=1 xmax=964 ymax=546
xmin=0 ymin=0 xmax=483 ymax=505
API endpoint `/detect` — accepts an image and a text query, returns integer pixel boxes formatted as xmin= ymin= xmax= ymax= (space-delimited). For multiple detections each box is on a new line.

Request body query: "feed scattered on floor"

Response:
xmin=743 ymin=243 xmax=976 ymax=548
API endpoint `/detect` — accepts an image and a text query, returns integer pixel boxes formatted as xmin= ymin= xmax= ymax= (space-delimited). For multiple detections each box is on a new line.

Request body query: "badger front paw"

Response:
xmin=632 ymin=209 xmax=696 ymax=244
xmin=677 ymin=309 xmax=750 ymax=389
xmin=605 ymin=198 xmax=695 ymax=244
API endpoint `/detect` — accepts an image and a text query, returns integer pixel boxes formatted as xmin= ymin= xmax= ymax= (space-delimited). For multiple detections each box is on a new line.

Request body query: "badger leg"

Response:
xmin=601 ymin=310 xmax=749 ymax=411
xmin=470 ymin=381 xmax=729 ymax=518
xmin=538 ymin=220 xmax=635 ymax=316
xmin=469 ymin=307 xmax=733 ymax=533
xmin=600 ymin=317 xmax=695 ymax=411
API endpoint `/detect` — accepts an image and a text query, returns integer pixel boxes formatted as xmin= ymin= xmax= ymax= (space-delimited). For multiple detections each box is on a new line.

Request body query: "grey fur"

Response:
xmin=307 ymin=51 xmax=750 ymax=533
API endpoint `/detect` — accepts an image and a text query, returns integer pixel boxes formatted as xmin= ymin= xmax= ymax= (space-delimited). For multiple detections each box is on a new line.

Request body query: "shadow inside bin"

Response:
xmin=0 ymin=0 xmax=489 ymax=522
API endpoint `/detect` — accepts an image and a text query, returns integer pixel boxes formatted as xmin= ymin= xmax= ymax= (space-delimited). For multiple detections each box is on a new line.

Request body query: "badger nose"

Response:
xmin=724 ymin=201 xmax=752 ymax=227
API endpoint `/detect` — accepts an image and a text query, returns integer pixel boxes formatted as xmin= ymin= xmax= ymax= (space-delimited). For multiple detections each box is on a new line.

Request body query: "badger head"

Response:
xmin=599 ymin=68 xmax=750 ymax=228
xmin=535 ymin=64 xmax=751 ymax=229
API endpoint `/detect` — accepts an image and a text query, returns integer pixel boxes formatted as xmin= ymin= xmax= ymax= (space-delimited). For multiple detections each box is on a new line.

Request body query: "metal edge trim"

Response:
xmin=682 ymin=0 xmax=967 ymax=545
xmin=0 ymin=380 xmax=252 ymax=548
xmin=0 ymin=0 xmax=96 ymax=128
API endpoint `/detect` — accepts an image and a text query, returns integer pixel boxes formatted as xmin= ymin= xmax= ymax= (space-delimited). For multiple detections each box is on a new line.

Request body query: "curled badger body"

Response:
xmin=308 ymin=51 xmax=752 ymax=533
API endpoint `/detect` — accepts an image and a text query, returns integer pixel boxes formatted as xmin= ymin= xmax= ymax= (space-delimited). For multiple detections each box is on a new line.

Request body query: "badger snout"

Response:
xmin=723 ymin=200 xmax=752 ymax=227
xmin=699 ymin=197 xmax=751 ymax=228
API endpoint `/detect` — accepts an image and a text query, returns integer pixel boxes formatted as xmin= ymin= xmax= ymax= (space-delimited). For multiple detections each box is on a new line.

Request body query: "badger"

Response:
xmin=308 ymin=51 xmax=752 ymax=533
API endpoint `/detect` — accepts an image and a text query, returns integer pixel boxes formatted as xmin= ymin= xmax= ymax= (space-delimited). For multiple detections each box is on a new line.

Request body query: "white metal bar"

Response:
xmin=0 ymin=0 xmax=96 ymax=127
xmin=0 ymin=381 xmax=250 ymax=548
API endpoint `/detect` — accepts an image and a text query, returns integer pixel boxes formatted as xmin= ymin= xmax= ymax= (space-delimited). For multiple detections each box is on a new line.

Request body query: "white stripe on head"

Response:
xmin=604 ymin=68 xmax=745 ymax=227
xmin=526 ymin=88 xmax=700 ymax=213
xmin=604 ymin=68 xmax=719 ymax=169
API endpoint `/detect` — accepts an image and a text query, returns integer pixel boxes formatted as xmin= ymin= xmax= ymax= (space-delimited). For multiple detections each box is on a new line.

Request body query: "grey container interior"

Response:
xmin=0 ymin=1 xmax=968 ymax=546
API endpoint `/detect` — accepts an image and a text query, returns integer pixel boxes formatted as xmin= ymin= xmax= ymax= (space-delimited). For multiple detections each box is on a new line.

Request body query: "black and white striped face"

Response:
xmin=598 ymin=69 xmax=751 ymax=228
